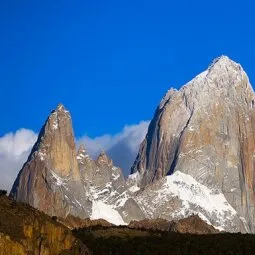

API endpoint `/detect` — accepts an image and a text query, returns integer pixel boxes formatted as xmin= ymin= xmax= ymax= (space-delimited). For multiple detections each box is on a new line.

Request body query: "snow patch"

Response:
xmin=38 ymin=151 xmax=46 ymax=161
xmin=112 ymin=167 xmax=120 ymax=180
xmin=164 ymin=171 xmax=237 ymax=216
xmin=50 ymin=171 xmax=64 ymax=186
xmin=129 ymin=185 xmax=140 ymax=193
xmin=91 ymin=200 xmax=126 ymax=225
xmin=136 ymin=171 xmax=239 ymax=231
xmin=127 ymin=171 xmax=140 ymax=182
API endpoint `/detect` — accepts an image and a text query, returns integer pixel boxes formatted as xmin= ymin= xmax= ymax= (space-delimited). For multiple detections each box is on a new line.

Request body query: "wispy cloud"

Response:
xmin=0 ymin=129 xmax=37 ymax=192
xmin=77 ymin=121 xmax=150 ymax=175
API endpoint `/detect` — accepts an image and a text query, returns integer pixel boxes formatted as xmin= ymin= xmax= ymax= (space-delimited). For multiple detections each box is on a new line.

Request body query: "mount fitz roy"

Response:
xmin=10 ymin=56 xmax=255 ymax=233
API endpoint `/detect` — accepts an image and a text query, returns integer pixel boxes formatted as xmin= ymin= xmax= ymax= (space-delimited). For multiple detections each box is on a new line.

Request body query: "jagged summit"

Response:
xmin=157 ymin=56 xmax=253 ymax=114
xmin=77 ymin=144 xmax=87 ymax=155
xmin=56 ymin=102 xmax=65 ymax=110
xmin=209 ymin=55 xmax=237 ymax=68
xmin=50 ymin=103 xmax=69 ymax=114
xmin=96 ymin=151 xmax=113 ymax=166
xmin=10 ymin=104 xmax=88 ymax=219
xmin=77 ymin=144 xmax=92 ymax=163
xmin=185 ymin=55 xmax=249 ymax=90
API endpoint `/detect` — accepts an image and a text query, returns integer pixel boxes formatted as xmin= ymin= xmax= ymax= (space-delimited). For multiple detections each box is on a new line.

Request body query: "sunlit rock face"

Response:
xmin=10 ymin=104 xmax=91 ymax=219
xmin=132 ymin=56 xmax=255 ymax=232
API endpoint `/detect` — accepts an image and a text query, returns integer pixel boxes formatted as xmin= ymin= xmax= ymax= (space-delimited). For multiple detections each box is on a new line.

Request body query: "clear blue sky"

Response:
xmin=1 ymin=0 xmax=255 ymax=137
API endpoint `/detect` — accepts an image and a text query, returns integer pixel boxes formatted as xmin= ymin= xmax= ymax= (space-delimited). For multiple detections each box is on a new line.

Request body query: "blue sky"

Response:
xmin=1 ymin=0 xmax=255 ymax=137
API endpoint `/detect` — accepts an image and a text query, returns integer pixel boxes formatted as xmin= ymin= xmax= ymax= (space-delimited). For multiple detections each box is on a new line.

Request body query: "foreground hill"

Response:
xmin=1 ymin=194 xmax=255 ymax=254
xmin=73 ymin=225 xmax=255 ymax=255
xmin=129 ymin=215 xmax=219 ymax=234
xmin=0 ymin=194 xmax=90 ymax=255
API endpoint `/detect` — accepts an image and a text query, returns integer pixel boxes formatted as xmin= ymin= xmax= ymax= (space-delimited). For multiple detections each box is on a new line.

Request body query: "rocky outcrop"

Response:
xmin=10 ymin=104 xmax=91 ymax=219
xmin=0 ymin=195 xmax=90 ymax=255
xmin=129 ymin=215 xmax=219 ymax=234
xmin=77 ymin=148 xmax=145 ymax=224
xmin=129 ymin=218 xmax=170 ymax=231
xmin=131 ymin=56 xmax=255 ymax=232
xmin=58 ymin=215 xmax=113 ymax=229
xmin=168 ymin=215 xmax=219 ymax=234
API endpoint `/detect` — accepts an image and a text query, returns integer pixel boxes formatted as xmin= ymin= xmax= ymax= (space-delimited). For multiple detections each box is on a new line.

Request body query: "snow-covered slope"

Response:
xmin=91 ymin=200 xmax=126 ymax=225
xmin=126 ymin=172 xmax=141 ymax=193
xmin=135 ymin=171 xmax=247 ymax=232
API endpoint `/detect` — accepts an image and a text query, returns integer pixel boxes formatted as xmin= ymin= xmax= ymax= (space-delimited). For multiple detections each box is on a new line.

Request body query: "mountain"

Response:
xmin=9 ymin=104 xmax=144 ymax=225
xmin=9 ymin=56 xmax=255 ymax=233
xmin=131 ymin=56 xmax=255 ymax=232
xmin=10 ymin=104 xmax=91 ymax=219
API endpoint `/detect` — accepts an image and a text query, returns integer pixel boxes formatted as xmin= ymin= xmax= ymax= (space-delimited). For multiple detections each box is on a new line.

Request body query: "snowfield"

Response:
xmin=91 ymin=200 xmax=126 ymax=225
xmin=135 ymin=171 xmax=246 ymax=232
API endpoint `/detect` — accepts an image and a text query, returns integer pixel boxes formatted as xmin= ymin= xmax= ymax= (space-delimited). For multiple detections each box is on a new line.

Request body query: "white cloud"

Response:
xmin=0 ymin=121 xmax=150 ymax=192
xmin=0 ymin=129 xmax=37 ymax=192
xmin=77 ymin=121 xmax=150 ymax=175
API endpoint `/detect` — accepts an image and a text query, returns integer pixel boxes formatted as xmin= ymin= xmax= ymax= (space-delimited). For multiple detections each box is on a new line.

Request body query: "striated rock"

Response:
xmin=0 ymin=195 xmax=90 ymax=255
xmin=10 ymin=104 xmax=91 ymax=219
xmin=132 ymin=56 xmax=255 ymax=232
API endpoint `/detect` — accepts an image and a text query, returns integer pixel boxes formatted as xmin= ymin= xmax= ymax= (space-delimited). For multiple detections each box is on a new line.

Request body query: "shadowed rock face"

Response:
xmin=131 ymin=56 xmax=255 ymax=232
xmin=10 ymin=104 xmax=91 ymax=219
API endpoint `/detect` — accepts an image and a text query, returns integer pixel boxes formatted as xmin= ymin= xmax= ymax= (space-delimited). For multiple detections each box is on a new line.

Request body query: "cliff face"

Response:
xmin=131 ymin=56 xmax=255 ymax=232
xmin=10 ymin=104 xmax=91 ymax=219
xmin=0 ymin=195 xmax=90 ymax=255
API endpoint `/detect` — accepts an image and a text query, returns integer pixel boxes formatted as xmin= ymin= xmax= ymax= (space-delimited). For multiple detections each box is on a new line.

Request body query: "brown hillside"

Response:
xmin=0 ymin=194 xmax=90 ymax=255
xmin=129 ymin=215 xmax=219 ymax=234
